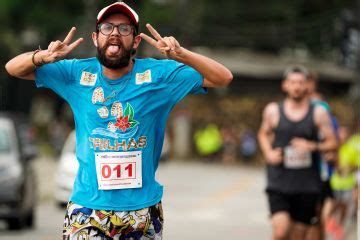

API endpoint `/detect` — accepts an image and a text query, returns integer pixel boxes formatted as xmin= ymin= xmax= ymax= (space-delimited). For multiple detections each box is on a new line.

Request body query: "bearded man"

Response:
xmin=5 ymin=2 xmax=232 ymax=239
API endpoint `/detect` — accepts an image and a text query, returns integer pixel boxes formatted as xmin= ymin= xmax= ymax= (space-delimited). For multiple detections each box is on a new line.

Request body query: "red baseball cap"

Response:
xmin=97 ymin=2 xmax=139 ymax=31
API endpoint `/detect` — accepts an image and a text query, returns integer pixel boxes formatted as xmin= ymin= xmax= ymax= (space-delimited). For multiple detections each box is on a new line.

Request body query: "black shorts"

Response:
xmin=266 ymin=190 xmax=320 ymax=225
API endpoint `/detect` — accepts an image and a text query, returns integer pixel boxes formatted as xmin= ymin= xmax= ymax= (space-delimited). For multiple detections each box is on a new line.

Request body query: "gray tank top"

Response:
xmin=266 ymin=102 xmax=321 ymax=194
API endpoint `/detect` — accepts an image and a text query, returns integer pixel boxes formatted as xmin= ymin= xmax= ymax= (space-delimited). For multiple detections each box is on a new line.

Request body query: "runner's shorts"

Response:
xmin=266 ymin=190 xmax=319 ymax=225
xmin=63 ymin=201 xmax=163 ymax=240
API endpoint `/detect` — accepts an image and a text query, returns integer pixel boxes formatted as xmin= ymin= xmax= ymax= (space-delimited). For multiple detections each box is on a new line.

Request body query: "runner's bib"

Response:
xmin=284 ymin=146 xmax=312 ymax=169
xmin=95 ymin=151 xmax=142 ymax=190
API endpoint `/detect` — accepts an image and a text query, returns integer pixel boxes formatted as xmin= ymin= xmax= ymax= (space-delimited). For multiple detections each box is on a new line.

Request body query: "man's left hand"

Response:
xmin=140 ymin=24 xmax=184 ymax=59
xmin=291 ymin=138 xmax=317 ymax=152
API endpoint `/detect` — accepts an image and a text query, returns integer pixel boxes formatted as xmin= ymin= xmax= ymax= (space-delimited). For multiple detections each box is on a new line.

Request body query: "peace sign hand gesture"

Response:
xmin=140 ymin=24 xmax=183 ymax=59
xmin=36 ymin=27 xmax=83 ymax=64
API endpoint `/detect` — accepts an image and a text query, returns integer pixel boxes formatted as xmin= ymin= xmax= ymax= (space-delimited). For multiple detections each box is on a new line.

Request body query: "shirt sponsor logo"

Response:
xmin=89 ymin=136 xmax=147 ymax=152
xmin=80 ymin=71 xmax=97 ymax=86
xmin=135 ymin=70 xmax=152 ymax=85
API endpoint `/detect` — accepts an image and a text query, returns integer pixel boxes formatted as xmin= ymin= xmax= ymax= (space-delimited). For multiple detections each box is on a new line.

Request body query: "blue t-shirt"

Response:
xmin=35 ymin=57 xmax=206 ymax=210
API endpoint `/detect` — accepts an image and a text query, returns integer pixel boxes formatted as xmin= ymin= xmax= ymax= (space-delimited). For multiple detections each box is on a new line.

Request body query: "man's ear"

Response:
xmin=91 ymin=32 xmax=98 ymax=47
xmin=133 ymin=35 xmax=142 ymax=50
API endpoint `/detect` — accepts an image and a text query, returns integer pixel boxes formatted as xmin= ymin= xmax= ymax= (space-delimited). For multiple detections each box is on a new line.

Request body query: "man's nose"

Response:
xmin=111 ymin=26 xmax=120 ymax=36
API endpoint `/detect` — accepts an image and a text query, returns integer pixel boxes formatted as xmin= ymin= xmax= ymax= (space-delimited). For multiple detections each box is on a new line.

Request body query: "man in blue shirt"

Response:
xmin=5 ymin=2 xmax=232 ymax=239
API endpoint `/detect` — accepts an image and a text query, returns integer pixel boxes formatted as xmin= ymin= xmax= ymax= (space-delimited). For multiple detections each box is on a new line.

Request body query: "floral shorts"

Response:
xmin=63 ymin=201 xmax=163 ymax=240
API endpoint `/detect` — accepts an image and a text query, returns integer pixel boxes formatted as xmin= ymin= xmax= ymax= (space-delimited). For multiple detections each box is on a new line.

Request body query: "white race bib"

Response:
xmin=284 ymin=146 xmax=312 ymax=169
xmin=95 ymin=151 xmax=142 ymax=190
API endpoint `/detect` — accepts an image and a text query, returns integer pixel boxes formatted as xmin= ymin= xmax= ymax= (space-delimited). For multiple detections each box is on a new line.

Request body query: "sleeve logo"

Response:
xmin=135 ymin=70 xmax=152 ymax=85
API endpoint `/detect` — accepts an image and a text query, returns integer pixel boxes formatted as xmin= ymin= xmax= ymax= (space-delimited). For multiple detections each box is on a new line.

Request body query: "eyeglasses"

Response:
xmin=97 ymin=23 xmax=134 ymax=36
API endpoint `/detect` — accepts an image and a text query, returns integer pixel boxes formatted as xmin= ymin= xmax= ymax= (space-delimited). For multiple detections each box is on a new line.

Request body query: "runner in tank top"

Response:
xmin=258 ymin=66 xmax=337 ymax=240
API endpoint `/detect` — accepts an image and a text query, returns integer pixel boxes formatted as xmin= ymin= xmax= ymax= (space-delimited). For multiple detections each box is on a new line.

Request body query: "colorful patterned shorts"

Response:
xmin=63 ymin=201 xmax=163 ymax=240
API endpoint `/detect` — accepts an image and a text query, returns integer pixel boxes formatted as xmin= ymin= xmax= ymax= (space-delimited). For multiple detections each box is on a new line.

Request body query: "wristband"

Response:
xmin=32 ymin=49 xmax=45 ymax=68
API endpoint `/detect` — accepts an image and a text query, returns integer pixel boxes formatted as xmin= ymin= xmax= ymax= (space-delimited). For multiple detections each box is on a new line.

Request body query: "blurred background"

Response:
xmin=0 ymin=0 xmax=359 ymax=239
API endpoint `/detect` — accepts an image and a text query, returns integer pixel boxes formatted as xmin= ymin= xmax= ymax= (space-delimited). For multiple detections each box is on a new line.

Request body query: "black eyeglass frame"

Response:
xmin=97 ymin=22 xmax=135 ymax=36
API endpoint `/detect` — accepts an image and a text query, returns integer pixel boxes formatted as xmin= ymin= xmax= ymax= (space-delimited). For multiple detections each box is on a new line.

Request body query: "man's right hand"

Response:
xmin=34 ymin=27 xmax=83 ymax=65
xmin=265 ymin=148 xmax=283 ymax=165
xmin=5 ymin=27 xmax=83 ymax=80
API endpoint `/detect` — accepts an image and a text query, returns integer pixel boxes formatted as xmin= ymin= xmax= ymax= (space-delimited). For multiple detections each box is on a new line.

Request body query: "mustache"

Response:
xmin=104 ymin=38 xmax=124 ymax=48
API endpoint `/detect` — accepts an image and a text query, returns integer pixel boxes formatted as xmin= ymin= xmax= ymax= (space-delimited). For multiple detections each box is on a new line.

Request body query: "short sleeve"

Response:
xmin=35 ymin=59 xmax=77 ymax=100
xmin=162 ymin=60 xmax=207 ymax=104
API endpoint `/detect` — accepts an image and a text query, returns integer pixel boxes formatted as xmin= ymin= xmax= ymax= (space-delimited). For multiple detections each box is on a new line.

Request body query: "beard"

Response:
xmin=291 ymin=96 xmax=304 ymax=102
xmin=96 ymin=39 xmax=134 ymax=69
xmin=289 ymin=92 xmax=306 ymax=102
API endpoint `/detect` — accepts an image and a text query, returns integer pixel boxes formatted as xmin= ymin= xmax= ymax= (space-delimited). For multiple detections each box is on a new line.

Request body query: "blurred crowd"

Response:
xmin=193 ymin=122 xmax=257 ymax=164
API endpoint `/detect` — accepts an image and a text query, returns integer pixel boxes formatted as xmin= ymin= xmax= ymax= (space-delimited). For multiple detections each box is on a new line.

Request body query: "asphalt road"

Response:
xmin=0 ymin=158 xmax=356 ymax=239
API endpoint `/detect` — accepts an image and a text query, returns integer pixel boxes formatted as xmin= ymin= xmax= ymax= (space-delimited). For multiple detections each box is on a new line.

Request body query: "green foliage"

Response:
xmin=0 ymin=0 xmax=357 ymax=59
xmin=0 ymin=0 xmax=85 ymax=53
xmin=0 ymin=0 xmax=86 ymax=100
xmin=192 ymin=0 xmax=357 ymax=54
xmin=139 ymin=0 xmax=179 ymax=36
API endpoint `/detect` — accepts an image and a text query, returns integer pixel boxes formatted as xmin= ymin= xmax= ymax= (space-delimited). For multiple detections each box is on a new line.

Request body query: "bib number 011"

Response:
xmin=95 ymin=151 xmax=142 ymax=190
xmin=101 ymin=163 xmax=134 ymax=179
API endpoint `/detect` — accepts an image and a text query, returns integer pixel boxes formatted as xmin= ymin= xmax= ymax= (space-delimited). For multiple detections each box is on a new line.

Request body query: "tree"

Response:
xmin=0 ymin=0 xmax=85 ymax=112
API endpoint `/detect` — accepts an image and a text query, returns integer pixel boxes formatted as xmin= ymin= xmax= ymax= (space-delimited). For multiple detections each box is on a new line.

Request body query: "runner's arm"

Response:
xmin=140 ymin=24 xmax=232 ymax=88
xmin=171 ymin=48 xmax=233 ymax=88
xmin=5 ymin=27 xmax=83 ymax=81
xmin=5 ymin=51 xmax=48 ymax=80
xmin=258 ymin=103 xmax=282 ymax=164
xmin=314 ymin=106 xmax=338 ymax=153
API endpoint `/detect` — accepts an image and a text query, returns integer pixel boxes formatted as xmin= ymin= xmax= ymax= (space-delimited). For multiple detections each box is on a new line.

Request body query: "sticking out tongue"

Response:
xmin=108 ymin=45 xmax=120 ymax=54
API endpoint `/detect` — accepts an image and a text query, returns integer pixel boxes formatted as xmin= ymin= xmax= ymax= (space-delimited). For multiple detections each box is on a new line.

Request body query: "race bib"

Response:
xmin=284 ymin=146 xmax=312 ymax=169
xmin=95 ymin=151 xmax=142 ymax=190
